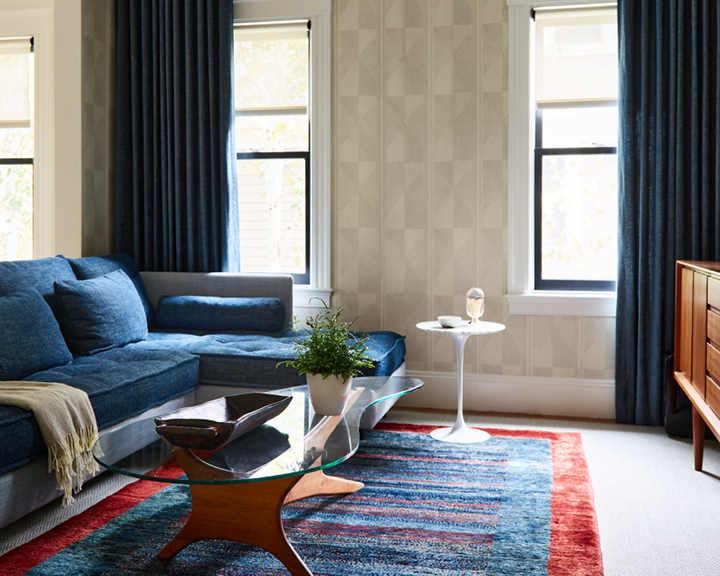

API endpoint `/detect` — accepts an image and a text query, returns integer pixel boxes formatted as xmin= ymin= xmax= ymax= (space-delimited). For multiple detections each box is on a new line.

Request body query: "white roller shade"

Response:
xmin=535 ymin=6 xmax=617 ymax=104
xmin=0 ymin=37 xmax=33 ymax=128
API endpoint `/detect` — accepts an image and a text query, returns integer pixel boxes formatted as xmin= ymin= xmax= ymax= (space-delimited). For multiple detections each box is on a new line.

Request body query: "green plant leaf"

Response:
xmin=276 ymin=298 xmax=375 ymax=380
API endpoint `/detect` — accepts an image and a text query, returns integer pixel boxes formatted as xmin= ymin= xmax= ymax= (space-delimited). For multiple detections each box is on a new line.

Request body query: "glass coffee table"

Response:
xmin=93 ymin=376 xmax=423 ymax=576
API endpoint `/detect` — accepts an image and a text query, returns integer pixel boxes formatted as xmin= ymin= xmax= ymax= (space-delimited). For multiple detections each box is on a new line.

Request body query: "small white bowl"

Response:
xmin=438 ymin=315 xmax=463 ymax=328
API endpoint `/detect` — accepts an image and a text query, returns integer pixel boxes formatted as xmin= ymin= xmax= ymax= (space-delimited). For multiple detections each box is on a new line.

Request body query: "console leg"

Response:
xmin=692 ymin=406 xmax=705 ymax=471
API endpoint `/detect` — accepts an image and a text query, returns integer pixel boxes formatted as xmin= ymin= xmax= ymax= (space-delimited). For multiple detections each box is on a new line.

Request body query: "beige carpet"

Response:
xmin=2 ymin=409 xmax=719 ymax=575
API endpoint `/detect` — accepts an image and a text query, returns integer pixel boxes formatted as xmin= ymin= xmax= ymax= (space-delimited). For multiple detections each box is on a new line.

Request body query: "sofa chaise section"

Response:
xmin=137 ymin=271 xmax=407 ymax=419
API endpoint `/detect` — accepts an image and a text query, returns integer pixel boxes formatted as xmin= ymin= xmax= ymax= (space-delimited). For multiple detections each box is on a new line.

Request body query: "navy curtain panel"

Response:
xmin=114 ymin=0 xmax=239 ymax=272
xmin=616 ymin=0 xmax=720 ymax=425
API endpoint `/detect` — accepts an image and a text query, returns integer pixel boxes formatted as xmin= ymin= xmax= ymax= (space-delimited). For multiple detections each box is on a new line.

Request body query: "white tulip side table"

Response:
xmin=416 ymin=320 xmax=506 ymax=443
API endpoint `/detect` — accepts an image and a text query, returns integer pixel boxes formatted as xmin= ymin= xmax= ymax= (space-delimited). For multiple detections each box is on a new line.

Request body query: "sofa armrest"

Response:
xmin=139 ymin=272 xmax=294 ymax=329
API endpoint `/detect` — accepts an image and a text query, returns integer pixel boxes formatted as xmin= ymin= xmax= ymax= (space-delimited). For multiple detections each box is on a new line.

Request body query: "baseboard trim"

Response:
xmin=395 ymin=370 xmax=616 ymax=420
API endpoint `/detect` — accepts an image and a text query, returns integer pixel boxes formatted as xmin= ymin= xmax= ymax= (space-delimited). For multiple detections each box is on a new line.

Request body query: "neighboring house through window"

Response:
xmin=507 ymin=0 xmax=618 ymax=316
xmin=234 ymin=0 xmax=330 ymax=303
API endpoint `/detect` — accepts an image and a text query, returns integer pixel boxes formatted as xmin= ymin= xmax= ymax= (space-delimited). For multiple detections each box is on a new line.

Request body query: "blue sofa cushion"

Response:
xmin=68 ymin=253 xmax=156 ymax=327
xmin=156 ymin=296 xmax=286 ymax=333
xmin=0 ymin=349 xmax=199 ymax=475
xmin=53 ymin=270 xmax=149 ymax=356
xmin=134 ymin=330 xmax=406 ymax=388
xmin=0 ymin=288 xmax=73 ymax=380
xmin=0 ymin=256 xmax=76 ymax=311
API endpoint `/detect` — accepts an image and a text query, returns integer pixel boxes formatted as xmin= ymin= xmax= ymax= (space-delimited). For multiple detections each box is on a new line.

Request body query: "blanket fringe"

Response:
xmin=47 ymin=424 xmax=100 ymax=506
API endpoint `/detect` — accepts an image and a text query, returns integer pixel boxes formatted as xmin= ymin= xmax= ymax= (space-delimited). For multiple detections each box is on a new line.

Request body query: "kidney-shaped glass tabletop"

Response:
xmin=93 ymin=376 xmax=423 ymax=486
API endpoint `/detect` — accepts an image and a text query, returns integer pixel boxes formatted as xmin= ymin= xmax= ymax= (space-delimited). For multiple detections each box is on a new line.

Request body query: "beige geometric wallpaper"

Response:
xmin=81 ymin=0 xmax=115 ymax=257
xmin=331 ymin=0 xmax=615 ymax=382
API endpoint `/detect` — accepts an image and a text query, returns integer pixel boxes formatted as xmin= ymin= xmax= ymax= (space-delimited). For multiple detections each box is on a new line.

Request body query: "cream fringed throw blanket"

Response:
xmin=0 ymin=381 xmax=99 ymax=506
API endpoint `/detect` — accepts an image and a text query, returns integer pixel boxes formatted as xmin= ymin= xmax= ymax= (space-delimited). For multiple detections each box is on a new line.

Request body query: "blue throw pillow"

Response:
xmin=53 ymin=270 xmax=149 ymax=355
xmin=67 ymin=253 xmax=156 ymax=327
xmin=155 ymin=296 xmax=286 ymax=333
xmin=0 ymin=288 xmax=73 ymax=380
xmin=0 ymin=256 xmax=76 ymax=299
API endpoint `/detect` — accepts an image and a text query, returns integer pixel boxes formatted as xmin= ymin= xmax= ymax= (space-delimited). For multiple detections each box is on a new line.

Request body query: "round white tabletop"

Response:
xmin=416 ymin=318 xmax=506 ymax=444
xmin=416 ymin=320 xmax=506 ymax=336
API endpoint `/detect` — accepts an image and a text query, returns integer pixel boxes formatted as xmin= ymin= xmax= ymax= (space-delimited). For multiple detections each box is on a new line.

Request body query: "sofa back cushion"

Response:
xmin=67 ymin=253 xmax=156 ymax=327
xmin=0 ymin=256 xmax=76 ymax=300
xmin=53 ymin=270 xmax=149 ymax=355
xmin=155 ymin=295 xmax=286 ymax=333
xmin=0 ymin=288 xmax=73 ymax=380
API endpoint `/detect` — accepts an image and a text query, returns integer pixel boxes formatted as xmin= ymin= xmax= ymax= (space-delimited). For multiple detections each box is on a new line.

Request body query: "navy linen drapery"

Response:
xmin=616 ymin=0 xmax=720 ymax=425
xmin=114 ymin=0 xmax=239 ymax=272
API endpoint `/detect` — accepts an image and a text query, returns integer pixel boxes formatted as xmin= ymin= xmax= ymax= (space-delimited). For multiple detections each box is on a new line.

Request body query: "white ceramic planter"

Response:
xmin=306 ymin=373 xmax=352 ymax=415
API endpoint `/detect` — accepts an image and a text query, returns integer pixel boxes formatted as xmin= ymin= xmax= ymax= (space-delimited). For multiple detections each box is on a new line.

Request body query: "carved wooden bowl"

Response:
xmin=154 ymin=392 xmax=292 ymax=451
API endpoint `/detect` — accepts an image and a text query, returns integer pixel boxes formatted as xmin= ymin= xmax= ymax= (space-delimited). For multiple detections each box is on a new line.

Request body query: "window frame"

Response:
xmin=236 ymin=150 xmax=312 ymax=284
xmin=0 ymin=37 xmax=34 ymax=261
xmin=506 ymin=0 xmax=617 ymax=316
xmin=234 ymin=21 xmax=312 ymax=285
xmin=533 ymin=107 xmax=618 ymax=291
xmin=233 ymin=0 xmax=330 ymax=298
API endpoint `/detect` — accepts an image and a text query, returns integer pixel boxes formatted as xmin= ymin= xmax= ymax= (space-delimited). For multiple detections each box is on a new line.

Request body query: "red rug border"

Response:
xmin=374 ymin=422 xmax=604 ymax=576
xmin=4 ymin=423 xmax=603 ymax=576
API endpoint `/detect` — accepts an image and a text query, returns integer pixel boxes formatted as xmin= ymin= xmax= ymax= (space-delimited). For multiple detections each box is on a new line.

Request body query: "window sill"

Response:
xmin=505 ymin=291 xmax=616 ymax=317
xmin=293 ymin=285 xmax=332 ymax=309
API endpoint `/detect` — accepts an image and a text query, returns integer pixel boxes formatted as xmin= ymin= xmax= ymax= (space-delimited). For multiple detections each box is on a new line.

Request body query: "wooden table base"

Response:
xmin=158 ymin=452 xmax=364 ymax=575
xmin=158 ymin=389 xmax=366 ymax=574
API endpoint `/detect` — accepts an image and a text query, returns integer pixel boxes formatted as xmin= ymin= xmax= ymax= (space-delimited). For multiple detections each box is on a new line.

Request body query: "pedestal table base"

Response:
xmin=430 ymin=424 xmax=490 ymax=444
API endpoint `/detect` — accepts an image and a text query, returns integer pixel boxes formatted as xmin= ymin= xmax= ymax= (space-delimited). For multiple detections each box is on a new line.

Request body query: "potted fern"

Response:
xmin=279 ymin=299 xmax=375 ymax=415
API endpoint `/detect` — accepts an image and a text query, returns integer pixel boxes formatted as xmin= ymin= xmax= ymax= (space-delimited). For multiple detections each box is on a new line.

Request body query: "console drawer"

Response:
xmin=709 ymin=277 xmax=720 ymax=310
xmin=708 ymin=308 xmax=720 ymax=346
xmin=707 ymin=376 xmax=720 ymax=419
xmin=708 ymin=341 xmax=720 ymax=384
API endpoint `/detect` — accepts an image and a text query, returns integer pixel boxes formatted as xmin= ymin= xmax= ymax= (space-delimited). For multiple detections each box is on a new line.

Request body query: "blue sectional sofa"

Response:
xmin=0 ymin=254 xmax=406 ymax=529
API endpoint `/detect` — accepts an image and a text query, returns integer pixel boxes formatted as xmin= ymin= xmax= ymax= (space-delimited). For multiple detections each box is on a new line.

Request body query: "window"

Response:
xmin=233 ymin=0 xmax=331 ymax=315
xmin=533 ymin=6 xmax=618 ymax=291
xmin=506 ymin=0 xmax=618 ymax=316
xmin=234 ymin=22 xmax=311 ymax=285
xmin=0 ymin=37 xmax=34 ymax=261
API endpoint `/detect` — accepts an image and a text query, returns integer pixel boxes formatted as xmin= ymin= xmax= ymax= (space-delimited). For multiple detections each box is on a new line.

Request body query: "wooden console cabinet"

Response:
xmin=674 ymin=261 xmax=720 ymax=470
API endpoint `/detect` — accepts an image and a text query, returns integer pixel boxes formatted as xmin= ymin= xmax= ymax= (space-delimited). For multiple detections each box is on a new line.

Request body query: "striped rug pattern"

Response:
xmin=3 ymin=423 xmax=603 ymax=575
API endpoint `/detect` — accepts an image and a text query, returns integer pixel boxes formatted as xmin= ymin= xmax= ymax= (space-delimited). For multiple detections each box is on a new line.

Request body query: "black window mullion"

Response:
xmin=538 ymin=146 xmax=617 ymax=156
xmin=0 ymin=158 xmax=34 ymax=165
xmin=534 ymin=111 xmax=544 ymax=293
xmin=237 ymin=151 xmax=309 ymax=160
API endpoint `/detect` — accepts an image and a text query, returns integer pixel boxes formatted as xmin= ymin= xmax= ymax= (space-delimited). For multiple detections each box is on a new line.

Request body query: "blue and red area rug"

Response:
xmin=2 ymin=423 xmax=603 ymax=575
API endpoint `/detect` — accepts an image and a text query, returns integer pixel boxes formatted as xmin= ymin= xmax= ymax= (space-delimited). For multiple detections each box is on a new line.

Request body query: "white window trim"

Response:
xmin=0 ymin=8 xmax=54 ymax=259
xmin=234 ymin=0 xmax=332 ymax=308
xmin=506 ymin=0 xmax=617 ymax=317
